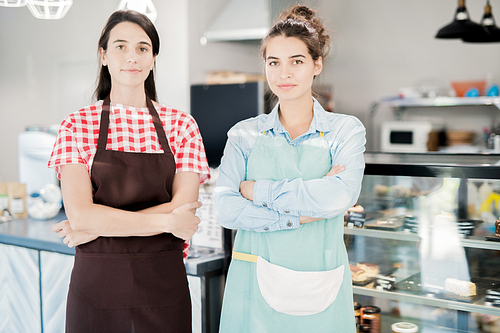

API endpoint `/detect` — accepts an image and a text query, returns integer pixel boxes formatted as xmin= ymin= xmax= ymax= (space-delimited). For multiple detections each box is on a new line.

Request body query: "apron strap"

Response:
xmin=232 ymin=251 xmax=258 ymax=263
xmin=98 ymin=96 xmax=111 ymax=149
xmin=146 ymin=97 xmax=171 ymax=153
xmin=98 ymin=96 xmax=171 ymax=153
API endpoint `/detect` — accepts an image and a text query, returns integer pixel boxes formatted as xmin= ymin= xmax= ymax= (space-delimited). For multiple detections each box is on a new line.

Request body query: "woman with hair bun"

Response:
xmin=214 ymin=4 xmax=365 ymax=332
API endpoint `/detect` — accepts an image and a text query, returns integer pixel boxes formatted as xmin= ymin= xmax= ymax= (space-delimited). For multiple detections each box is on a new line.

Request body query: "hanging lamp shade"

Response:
xmin=117 ymin=0 xmax=157 ymax=23
xmin=0 ymin=0 xmax=27 ymax=6
xmin=436 ymin=0 xmax=484 ymax=39
xmin=26 ymin=0 xmax=73 ymax=20
xmin=462 ymin=1 xmax=500 ymax=43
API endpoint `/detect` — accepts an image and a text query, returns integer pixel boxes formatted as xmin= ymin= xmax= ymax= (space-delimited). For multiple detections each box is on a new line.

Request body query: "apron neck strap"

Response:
xmin=146 ymin=97 xmax=170 ymax=152
xmin=98 ymin=95 xmax=170 ymax=152
xmin=97 ymin=96 xmax=111 ymax=149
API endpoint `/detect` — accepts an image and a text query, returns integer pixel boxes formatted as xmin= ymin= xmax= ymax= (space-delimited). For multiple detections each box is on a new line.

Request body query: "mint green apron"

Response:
xmin=219 ymin=132 xmax=355 ymax=333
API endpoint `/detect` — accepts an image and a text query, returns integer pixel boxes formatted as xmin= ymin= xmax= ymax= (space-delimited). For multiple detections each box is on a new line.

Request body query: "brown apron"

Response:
xmin=65 ymin=96 xmax=191 ymax=333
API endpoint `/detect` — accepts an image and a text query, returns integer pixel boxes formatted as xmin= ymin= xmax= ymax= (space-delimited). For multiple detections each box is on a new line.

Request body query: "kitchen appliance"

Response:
xmin=18 ymin=130 xmax=58 ymax=195
xmin=190 ymin=81 xmax=266 ymax=167
xmin=381 ymin=121 xmax=432 ymax=153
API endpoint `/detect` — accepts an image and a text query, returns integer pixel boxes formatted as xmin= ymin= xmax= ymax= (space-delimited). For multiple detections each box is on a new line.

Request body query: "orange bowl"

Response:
xmin=451 ymin=81 xmax=486 ymax=97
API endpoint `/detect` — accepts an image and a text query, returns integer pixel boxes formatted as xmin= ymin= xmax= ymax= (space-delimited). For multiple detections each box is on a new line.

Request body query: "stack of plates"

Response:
xmin=485 ymin=289 xmax=500 ymax=307
xmin=403 ymin=215 xmax=418 ymax=233
xmin=403 ymin=217 xmax=478 ymax=236
xmin=456 ymin=220 xmax=476 ymax=237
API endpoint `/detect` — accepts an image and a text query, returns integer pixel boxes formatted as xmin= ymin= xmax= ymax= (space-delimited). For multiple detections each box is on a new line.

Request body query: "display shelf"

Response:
xmin=344 ymin=227 xmax=500 ymax=251
xmin=367 ymin=97 xmax=500 ymax=151
xmin=353 ymin=285 xmax=500 ymax=317
xmin=375 ymin=96 xmax=500 ymax=110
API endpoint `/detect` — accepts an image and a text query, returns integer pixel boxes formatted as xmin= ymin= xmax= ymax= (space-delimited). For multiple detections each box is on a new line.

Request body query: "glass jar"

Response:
xmin=354 ymin=302 xmax=362 ymax=333
xmin=361 ymin=306 xmax=381 ymax=333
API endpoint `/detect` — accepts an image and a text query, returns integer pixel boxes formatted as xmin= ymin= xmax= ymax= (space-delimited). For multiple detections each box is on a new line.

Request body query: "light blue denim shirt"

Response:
xmin=213 ymin=98 xmax=366 ymax=232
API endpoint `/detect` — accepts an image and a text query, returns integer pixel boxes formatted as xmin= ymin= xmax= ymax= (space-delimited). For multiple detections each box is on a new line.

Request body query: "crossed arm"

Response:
xmin=213 ymin=119 xmax=365 ymax=231
xmin=51 ymin=164 xmax=202 ymax=247
xmin=239 ymin=164 xmax=346 ymax=224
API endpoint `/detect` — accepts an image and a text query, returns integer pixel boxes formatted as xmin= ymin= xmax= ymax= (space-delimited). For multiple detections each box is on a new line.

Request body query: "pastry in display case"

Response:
xmin=345 ymin=152 xmax=500 ymax=332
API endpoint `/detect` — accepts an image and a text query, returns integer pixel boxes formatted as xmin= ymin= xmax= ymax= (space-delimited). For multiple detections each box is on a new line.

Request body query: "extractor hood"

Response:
xmin=202 ymin=0 xmax=295 ymax=43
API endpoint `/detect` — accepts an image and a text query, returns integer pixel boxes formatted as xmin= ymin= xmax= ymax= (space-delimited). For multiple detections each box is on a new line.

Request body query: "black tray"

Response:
xmin=395 ymin=273 xmax=500 ymax=304
xmin=486 ymin=235 xmax=500 ymax=242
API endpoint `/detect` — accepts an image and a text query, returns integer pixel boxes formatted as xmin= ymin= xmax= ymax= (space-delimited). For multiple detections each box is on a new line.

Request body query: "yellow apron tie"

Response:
xmin=232 ymin=251 xmax=258 ymax=263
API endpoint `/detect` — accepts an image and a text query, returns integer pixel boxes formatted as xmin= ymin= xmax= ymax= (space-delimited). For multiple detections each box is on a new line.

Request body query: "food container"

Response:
xmin=451 ymin=80 xmax=486 ymax=97
xmin=392 ymin=322 xmax=418 ymax=332
xmin=354 ymin=302 xmax=362 ymax=333
xmin=446 ymin=131 xmax=475 ymax=146
xmin=361 ymin=306 xmax=381 ymax=333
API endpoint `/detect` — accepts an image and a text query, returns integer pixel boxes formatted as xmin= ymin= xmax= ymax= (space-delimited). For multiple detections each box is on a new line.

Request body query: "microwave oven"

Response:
xmin=381 ymin=121 xmax=432 ymax=152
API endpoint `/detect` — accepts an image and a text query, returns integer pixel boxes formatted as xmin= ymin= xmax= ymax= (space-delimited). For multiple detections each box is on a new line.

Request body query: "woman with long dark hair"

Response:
xmin=49 ymin=10 xmax=210 ymax=332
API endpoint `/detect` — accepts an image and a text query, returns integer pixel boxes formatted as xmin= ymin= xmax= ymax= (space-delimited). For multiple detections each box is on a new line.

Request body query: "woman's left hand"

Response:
xmin=51 ymin=220 xmax=98 ymax=248
xmin=240 ymin=180 xmax=255 ymax=201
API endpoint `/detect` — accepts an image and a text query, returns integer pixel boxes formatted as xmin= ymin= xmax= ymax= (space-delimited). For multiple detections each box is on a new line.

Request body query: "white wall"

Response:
xmin=189 ymin=0 xmax=500 ymax=148
xmin=2 ymin=0 xmax=500 ymax=182
xmin=319 ymin=0 xmax=500 ymax=132
xmin=0 ymin=1 xmax=189 ymax=183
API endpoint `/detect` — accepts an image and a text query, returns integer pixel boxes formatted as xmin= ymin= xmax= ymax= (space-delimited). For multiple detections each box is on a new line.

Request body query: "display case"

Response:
xmin=367 ymin=96 xmax=500 ymax=152
xmin=346 ymin=152 xmax=500 ymax=332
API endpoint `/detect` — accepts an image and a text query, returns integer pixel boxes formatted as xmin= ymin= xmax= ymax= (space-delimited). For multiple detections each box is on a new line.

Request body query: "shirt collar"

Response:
xmin=259 ymin=97 xmax=333 ymax=134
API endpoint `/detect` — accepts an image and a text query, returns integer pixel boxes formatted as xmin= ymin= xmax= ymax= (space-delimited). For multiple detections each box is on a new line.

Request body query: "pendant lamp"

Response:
xmin=26 ymin=0 xmax=73 ymax=19
xmin=0 ymin=0 xmax=27 ymax=6
xmin=462 ymin=1 xmax=500 ymax=43
xmin=436 ymin=0 xmax=484 ymax=39
xmin=118 ymin=0 xmax=157 ymax=23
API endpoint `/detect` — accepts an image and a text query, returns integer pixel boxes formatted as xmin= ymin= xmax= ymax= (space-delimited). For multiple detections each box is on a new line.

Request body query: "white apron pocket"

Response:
xmin=255 ymin=256 xmax=344 ymax=316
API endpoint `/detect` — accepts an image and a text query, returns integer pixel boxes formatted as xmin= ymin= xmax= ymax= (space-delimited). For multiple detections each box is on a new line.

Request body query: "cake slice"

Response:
xmin=445 ymin=278 xmax=477 ymax=297
xmin=357 ymin=262 xmax=380 ymax=278
xmin=350 ymin=264 xmax=367 ymax=283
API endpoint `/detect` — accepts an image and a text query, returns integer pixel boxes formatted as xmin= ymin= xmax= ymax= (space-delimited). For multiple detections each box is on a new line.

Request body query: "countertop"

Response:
xmin=0 ymin=210 xmax=226 ymax=276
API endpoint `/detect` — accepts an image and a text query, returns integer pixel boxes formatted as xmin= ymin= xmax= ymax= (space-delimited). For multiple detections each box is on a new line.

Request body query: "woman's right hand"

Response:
xmin=167 ymin=201 xmax=202 ymax=240
xmin=325 ymin=164 xmax=345 ymax=177
xmin=51 ymin=220 xmax=98 ymax=247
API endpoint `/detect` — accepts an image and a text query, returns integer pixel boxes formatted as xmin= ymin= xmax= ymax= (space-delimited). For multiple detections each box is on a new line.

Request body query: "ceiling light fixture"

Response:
xmin=26 ymin=0 xmax=73 ymax=20
xmin=117 ymin=0 xmax=157 ymax=23
xmin=435 ymin=0 xmax=484 ymax=39
xmin=462 ymin=0 xmax=500 ymax=43
xmin=0 ymin=0 xmax=27 ymax=6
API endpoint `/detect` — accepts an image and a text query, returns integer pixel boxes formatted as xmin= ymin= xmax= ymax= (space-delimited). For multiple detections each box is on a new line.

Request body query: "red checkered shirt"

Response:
xmin=48 ymin=100 xmax=211 ymax=259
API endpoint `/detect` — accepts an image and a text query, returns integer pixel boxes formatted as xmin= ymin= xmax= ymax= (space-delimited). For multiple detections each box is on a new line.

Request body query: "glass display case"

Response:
xmin=346 ymin=152 xmax=500 ymax=332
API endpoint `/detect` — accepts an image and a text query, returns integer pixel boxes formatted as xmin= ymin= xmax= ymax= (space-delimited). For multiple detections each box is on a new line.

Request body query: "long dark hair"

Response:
xmin=93 ymin=10 xmax=160 ymax=102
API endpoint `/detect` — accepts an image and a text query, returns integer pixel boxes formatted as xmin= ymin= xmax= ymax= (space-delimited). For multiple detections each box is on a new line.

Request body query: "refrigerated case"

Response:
xmin=347 ymin=152 xmax=500 ymax=332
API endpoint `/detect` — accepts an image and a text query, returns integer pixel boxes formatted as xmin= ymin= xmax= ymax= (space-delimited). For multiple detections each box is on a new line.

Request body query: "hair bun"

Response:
xmin=262 ymin=4 xmax=330 ymax=60
xmin=287 ymin=4 xmax=315 ymax=21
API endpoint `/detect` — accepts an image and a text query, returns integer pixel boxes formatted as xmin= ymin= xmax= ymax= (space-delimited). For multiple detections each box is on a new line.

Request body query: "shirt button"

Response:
xmin=284 ymin=210 xmax=290 ymax=214
xmin=264 ymin=227 xmax=269 ymax=231
xmin=287 ymin=221 xmax=292 ymax=227
xmin=262 ymin=203 xmax=267 ymax=207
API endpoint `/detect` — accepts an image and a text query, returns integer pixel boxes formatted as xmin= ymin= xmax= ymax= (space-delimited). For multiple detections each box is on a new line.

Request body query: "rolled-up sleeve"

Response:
xmin=213 ymin=124 xmax=300 ymax=232
xmin=251 ymin=117 xmax=366 ymax=220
